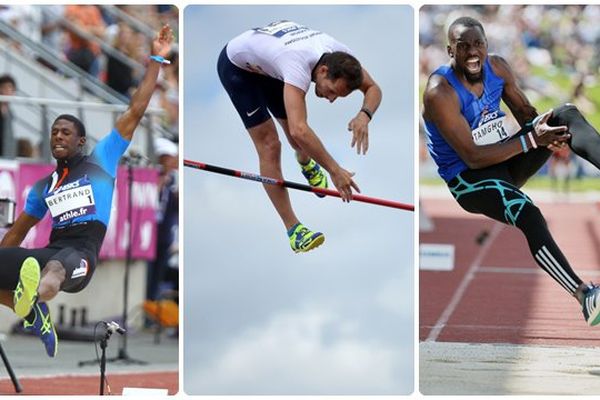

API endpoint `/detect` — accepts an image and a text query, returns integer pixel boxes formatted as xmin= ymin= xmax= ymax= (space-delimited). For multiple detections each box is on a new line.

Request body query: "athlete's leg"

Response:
xmin=0 ymin=247 xmax=56 ymax=312
xmin=38 ymin=260 xmax=66 ymax=302
xmin=275 ymin=118 xmax=310 ymax=163
xmin=551 ymin=103 xmax=600 ymax=169
xmin=506 ymin=147 xmax=552 ymax=188
xmin=217 ymin=46 xmax=323 ymax=249
xmin=0 ymin=291 xmax=12 ymax=308
xmin=450 ymin=167 xmax=584 ymax=298
xmin=248 ymin=119 xmax=300 ymax=230
xmin=45 ymin=248 xmax=95 ymax=294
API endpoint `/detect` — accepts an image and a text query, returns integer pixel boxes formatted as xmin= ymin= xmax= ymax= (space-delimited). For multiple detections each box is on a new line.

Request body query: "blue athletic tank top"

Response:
xmin=423 ymin=58 xmax=506 ymax=182
xmin=24 ymin=128 xmax=129 ymax=254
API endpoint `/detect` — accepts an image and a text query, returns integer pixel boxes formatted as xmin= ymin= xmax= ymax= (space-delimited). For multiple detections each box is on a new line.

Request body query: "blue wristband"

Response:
xmin=149 ymin=55 xmax=171 ymax=65
xmin=519 ymin=135 xmax=528 ymax=153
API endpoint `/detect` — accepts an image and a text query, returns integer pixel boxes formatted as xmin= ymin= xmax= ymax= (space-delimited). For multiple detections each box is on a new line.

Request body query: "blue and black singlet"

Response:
xmin=25 ymin=128 xmax=129 ymax=256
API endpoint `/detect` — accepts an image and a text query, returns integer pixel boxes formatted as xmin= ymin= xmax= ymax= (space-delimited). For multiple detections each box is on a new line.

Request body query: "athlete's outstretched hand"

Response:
xmin=152 ymin=25 xmax=174 ymax=58
xmin=330 ymin=167 xmax=360 ymax=202
xmin=347 ymin=112 xmax=370 ymax=155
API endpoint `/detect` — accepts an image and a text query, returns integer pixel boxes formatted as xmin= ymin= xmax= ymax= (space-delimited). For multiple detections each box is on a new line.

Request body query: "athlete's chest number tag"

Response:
xmin=254 ymin=21 xmax=306 ymax=38
xmin=45 ymin=183 xmax=96 ymax=223
xmin=472 ymin=115 xmax=509 ymax=145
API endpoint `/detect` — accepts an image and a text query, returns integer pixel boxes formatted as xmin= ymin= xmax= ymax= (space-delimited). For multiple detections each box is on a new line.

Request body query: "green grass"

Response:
xmin=421 ymin=176 xmax=600 ymax=192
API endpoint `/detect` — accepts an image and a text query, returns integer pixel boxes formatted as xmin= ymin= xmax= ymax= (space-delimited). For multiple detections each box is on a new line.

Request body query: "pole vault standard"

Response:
xmin=184 ymin=159 xmax=414 ymax=212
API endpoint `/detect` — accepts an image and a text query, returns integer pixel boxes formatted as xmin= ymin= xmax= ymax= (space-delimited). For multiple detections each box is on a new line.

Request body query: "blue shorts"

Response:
xmin=217 ymin=46 xmax=287 ymax=129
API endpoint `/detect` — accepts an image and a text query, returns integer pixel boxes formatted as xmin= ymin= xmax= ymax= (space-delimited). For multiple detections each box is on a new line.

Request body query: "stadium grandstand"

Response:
xmin=0 ymin=5 xmax=178 ymax=395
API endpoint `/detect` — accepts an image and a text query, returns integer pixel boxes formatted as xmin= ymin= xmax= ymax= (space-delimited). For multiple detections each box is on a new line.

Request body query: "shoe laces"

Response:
xmin=304 ymin=169 xmax=318 ymax=180
xmin=587 ymin=282 xmax=600 ymax=291
xmin=39 ymin=307 xmax=52 ymax=335
xmin=295 ymin=226 xmax=310 ymax=239
xmin=301 ymin=160 xmax=321 ymax=178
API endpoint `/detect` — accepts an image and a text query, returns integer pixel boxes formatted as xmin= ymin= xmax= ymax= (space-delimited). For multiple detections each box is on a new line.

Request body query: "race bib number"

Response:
xmin=254 ymin=20 xmax=308 ymax=38
xmin=45 ymin=177 xmax=96 ymax=224
xmin=472 ymin=115 xmax=510 ymax=145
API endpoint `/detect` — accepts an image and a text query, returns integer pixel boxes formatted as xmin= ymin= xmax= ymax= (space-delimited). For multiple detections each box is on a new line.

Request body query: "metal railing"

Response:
xmin=0 ymin=19 xmax=176 ymax=142
xmin=0 ymin=20 xmax=127 ymax=104
xmin=0 ymin=95 xmax=165 ymax=162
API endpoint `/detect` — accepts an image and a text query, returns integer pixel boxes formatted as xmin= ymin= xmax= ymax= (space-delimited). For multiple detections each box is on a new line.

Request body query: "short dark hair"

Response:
xmin=53 ymin=114 xmax=86 ymax=137
xmin=0 ymin=74 xmax=16 ymax=89
xmin=448 ymin=16 xmax=486 ymax=42
xmin=317 ymin=51 xmax=363 ymax=91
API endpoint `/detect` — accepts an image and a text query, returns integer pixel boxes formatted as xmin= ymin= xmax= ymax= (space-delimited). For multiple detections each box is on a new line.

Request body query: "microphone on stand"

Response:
xmin=104 ymin=321 xmax=126 ymax=335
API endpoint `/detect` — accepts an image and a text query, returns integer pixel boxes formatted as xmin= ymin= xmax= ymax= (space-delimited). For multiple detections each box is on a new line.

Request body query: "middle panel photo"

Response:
xmin=183 ymin=5 xmax=415 ymax=395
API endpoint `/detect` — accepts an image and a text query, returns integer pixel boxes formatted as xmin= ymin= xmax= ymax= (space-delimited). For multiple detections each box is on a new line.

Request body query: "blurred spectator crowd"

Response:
xmin=0 ymin=5 xmax=179 ymax=158
xmin=421 ymin=5 xmax=600 ymax=99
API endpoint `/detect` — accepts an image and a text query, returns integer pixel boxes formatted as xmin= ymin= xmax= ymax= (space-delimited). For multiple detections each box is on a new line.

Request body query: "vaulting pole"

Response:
xmin=184 ymin=159 xmax=414 ymax=212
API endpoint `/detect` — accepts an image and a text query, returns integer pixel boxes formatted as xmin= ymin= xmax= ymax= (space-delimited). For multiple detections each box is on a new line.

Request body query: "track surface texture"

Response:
xmin=420 ymin=187 xmax=600 ymax=395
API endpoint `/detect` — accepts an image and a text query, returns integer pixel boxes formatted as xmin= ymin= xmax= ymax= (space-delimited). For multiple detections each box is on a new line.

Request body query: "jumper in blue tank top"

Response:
xmin=424 ymin=58 xmax=508 ymax=182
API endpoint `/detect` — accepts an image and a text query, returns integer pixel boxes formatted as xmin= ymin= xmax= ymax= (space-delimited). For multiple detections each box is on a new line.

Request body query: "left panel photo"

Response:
xmin=0 ymin=5 xmax=178 ymax=395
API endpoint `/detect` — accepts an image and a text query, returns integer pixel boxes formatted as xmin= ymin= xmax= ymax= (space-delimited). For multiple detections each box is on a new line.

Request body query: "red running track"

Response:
xmin=420 ymin=195 xmax=600 ymax=346
xmin=0 ymin=371 xmax=178 ymax=395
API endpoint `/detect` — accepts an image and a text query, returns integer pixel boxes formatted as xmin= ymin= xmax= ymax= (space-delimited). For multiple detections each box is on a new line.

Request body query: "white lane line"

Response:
xmin=479 ymin=267 xmax=600 ymax=277
xmin=425 ymin=222 xmax=504 ymax=342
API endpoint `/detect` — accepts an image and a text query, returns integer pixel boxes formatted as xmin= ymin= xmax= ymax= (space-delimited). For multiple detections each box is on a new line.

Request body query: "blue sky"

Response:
xmin=183 ymin=5 xmax=415 ymax=395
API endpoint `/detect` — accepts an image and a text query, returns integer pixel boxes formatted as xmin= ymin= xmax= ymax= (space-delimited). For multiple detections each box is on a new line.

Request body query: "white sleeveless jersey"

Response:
xmin=226 ymin=21 xmax=352 ymax=93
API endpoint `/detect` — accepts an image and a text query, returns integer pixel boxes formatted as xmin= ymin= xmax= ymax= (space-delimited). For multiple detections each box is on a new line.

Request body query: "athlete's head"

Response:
xmin=50 ymin=114 xmax=87 ymax=160
xmin=447 ymin=16 xmax=488 ymax=83
xmin=313 ymin=52 xmax=363 ymax=103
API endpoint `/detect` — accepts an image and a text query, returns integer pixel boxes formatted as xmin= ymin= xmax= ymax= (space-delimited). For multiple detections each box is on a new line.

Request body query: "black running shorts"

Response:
xmin=0 ymin=246 xmax=96 ymax=293
xmin=217 ymin=46 xmax=287 ymax=129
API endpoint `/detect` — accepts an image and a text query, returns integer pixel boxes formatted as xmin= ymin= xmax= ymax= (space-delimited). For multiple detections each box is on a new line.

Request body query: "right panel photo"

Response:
xmin=420 ymin=5 xmax=600 ymax=395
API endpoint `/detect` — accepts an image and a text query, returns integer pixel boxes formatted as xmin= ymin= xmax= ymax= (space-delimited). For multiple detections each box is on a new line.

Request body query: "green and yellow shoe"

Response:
xmin=298 ymin=157 xmax=328 ymax=198
xmin=13 ymin=257 xmax=41 ymax=319
xmin=288 ymin=223 xmax=325 ymax=253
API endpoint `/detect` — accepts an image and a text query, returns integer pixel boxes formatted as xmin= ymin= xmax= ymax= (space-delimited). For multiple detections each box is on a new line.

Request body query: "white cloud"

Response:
xmin=190 ymin=306 xmax=410 ymax=395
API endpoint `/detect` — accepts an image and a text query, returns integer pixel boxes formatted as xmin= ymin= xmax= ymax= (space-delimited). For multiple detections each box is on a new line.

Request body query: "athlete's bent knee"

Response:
xmin=514 ymin=202 xmax=547 ymax=233
xmin=39 ymin=261 xmax=66 ymax=301
xmin=551 ymin=103 xmax=582 ymax=126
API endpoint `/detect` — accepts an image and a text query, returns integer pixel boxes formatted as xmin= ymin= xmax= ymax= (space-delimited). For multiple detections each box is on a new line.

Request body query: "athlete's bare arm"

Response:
xmin=0 ymin=213 xmax=40 ymax=247
xmin=115 ymin=25 xmax=174 ymax=141
xmin=347 ymin=68 xmax=382 ymax=155
xmin=491 ymin=54 xmax=569 ymax=142
xmin=490 ymin=55 xmax=536 ymax=125
xmin=423 ymin=69 xmax=568 ymax=169
xmin=284 ymin=83 xmax=360 ymax=202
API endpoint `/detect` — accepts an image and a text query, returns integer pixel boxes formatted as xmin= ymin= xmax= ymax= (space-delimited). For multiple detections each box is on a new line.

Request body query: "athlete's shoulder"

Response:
xmin=487 ymin=54 xmax=513 ymax=80
xmin=424 ymin=70 xmax=455 ymax=103
xmin=89 ymin=128 xmax=130 ymax=175
xmin=92 ymin=128 xmax=129 ymax=152
xmin=423 ymin=72 xmax=460 ymax=121
xmin=31 ymin=171 xmax=53 ymax=191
